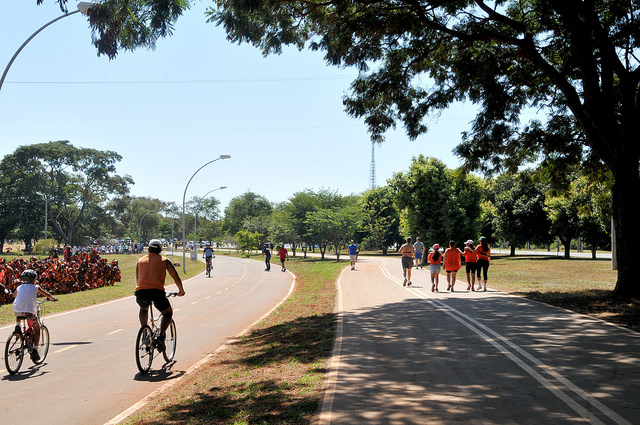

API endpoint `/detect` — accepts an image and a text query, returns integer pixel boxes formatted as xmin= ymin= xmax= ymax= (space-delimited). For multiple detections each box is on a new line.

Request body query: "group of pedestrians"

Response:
xmin=400 ymin=236 xmax=491 ymax=292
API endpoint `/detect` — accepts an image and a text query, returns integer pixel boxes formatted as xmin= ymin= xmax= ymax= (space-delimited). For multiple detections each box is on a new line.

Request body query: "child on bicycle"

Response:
xmin=11 ymin=269 xmax=57 ymax=361
xmin=203 ymin=243 xmax=215 ymax=266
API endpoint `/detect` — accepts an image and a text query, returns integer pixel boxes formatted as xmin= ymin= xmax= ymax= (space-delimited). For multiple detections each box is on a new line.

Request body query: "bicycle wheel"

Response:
xmin=163 ymin=320 xmax=177 ymax=362
xmin=206 ymin=263 xmax=211 ymax=277
xmin=33 ymin=325 xmax=50 ymax=365
xmin=135 ymin=325 xmax=154 ymax=374
xmin=4 ymin=332 xmax=24 ymax=375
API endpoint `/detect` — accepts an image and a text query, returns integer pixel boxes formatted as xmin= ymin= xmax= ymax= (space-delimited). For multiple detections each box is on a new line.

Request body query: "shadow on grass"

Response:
xmin=130 ymin=313 xmax=336 ymax=425
xmin=513 ymin=288 xmax=640 ymax=332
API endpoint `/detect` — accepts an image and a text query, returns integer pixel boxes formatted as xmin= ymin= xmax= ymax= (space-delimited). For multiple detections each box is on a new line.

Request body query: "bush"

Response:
xmin=34 ymin=239 xmax=58 ymax=255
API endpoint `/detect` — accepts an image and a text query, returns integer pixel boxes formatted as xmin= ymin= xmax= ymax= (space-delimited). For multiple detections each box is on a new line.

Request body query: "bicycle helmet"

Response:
xmin=20 ymin=269 xmax=37 ymax=283
xmin=148 ymin=239 xmax=163 ymax=250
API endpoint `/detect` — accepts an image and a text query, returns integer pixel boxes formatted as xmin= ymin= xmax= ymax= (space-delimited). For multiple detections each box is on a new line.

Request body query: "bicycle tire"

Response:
xmin=206 ymin=263 xmax=211 ymax=278
xmin=33 ymin=325 xmax=50 ymax=365
xmin=163 ymin=320 xmax=177 ymax=362
xmin=4 ymin=332 xmax=24 ymax=375
xmin=135 ymin=325 xmax=154 ymax=374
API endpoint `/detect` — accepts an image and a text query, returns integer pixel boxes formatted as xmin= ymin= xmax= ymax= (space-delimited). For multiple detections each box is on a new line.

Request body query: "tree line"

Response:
xmin=0 ymin=142 xmax=610 ymax=265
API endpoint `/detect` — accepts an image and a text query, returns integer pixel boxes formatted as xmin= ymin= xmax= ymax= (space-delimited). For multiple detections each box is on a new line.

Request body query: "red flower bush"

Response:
xmin=0 ymin=251 xmax=121 ymax=305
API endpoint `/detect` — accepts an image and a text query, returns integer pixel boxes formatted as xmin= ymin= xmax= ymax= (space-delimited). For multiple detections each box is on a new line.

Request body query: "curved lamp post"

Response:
xmin=138 ymin=210 xmax=157 ymax=247
xmin=194 ymin=186 xmax=227 ymax=249
xmin=0 ymin=2 xmax=98 ymax=94
xmin=182 ymin=155 xmax=231 ymax=273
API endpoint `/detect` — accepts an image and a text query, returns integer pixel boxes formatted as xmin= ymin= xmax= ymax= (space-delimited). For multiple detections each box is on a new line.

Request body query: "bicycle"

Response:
xmin=205 ymin=256 xmax=214 ymax=278
xmin=135 ymin=292 xmax=178 ymax=374
xmin=4 ymin=299 xmax=52 ymax=374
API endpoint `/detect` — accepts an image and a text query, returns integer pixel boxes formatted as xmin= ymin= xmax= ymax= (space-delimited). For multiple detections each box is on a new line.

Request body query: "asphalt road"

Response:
xmin=0 ymin=255 xmax=293 ymax=425
xmin=316 ymin=256 xmax=639 ymax=425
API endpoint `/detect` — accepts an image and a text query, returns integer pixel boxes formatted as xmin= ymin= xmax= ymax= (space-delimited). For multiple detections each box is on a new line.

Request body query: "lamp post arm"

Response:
xmin=0 ymin=9 xmax=81 ymax=94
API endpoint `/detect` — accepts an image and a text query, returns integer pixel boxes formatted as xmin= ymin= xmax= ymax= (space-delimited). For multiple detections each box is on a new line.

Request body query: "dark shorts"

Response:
xmin=401 ymin=256 xmax=413 ymax=269
xmin=135 ymin=289 xmax=171 ymax=312
xmin=466 ymin=262 xmax=477 ymax=274
xmin=415 ymin=252 xmax=423 ymax=260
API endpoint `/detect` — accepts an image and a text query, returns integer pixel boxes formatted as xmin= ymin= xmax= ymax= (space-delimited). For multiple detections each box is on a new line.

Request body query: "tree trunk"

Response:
xmin=510 ymin=245 xmax=516 ymax=256
xmin=560 ymin=237 xmax=571 ymax=259
xmin=611 ymin=168 xmax=640 ymax=298
xmin=591 ymin=247 xmax=597 ymax=260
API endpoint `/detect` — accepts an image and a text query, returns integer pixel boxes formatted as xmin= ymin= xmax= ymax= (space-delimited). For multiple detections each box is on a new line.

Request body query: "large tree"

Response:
xmin=41 ymin=0 xmax=640 ymax=296
xmin=4 ymin=141 xmax=133 ymax=246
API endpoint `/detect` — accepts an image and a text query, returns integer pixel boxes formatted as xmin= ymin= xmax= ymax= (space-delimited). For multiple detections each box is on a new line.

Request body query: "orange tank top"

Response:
xmin=444 ymin=248 xmax=461 ymax=271
xmin=463 ymin=248 xmax=477 ymax=263
xmin=135 ymin=254 xmax=168 ymax=291
xmin=428 ymin=251 xmax=442 ymax=265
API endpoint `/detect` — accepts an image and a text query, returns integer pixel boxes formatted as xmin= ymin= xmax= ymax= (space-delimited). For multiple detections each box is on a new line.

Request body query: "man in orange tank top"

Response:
xmin=135 ymin=239 xmax=185 ymax=351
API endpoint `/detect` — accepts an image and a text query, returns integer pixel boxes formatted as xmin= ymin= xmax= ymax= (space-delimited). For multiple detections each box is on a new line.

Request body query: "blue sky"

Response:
xmin=0 ymin=1 xmax=479 ymax=213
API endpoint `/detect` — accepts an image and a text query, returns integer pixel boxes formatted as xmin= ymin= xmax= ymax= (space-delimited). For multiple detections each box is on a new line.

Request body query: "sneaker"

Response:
xmin=447 ymin=284 xmax=451 ymax=291
xmin=431 ymin=283 xmax=435 ymax=292
xmin=407 ymin=281 xmax=412 ymax=286
xmin=403 ymin=278 xmax=407 ymax=287
xmin=30 ymin=348 xmax=40 ymax=362
xmin=155 ymin=335 xmax=166 ymax=353
xmin=476 ymin=285 xmax=482 ymax=291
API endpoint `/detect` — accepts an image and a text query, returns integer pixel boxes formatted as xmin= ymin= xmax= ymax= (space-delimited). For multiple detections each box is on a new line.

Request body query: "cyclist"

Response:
xmin=11 ymin=269 xmax=57 ymax=361
xmin=203 ymin=243 xmax=215 ymax=271
xmin=135 ymin=239 xmax=185 ymax=352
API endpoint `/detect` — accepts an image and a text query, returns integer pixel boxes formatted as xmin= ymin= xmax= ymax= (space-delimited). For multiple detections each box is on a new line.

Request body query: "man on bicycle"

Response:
xmin=203 ymin=243 xmax=215 ymax=270
xmin=135 ymin=239 xmax=185 ymax=352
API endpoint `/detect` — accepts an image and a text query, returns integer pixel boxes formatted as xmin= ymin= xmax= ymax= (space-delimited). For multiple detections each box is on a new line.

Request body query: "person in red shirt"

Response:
xmin=463 ymin=240 xmax=478 ymax=291
xmin=277 ymin=245 xmax=289 ymax=272
xmin=443 ymin=240 xmax=463 ymax=292
xmin=475 ymin=237 xmax=491 ymax=291
xmin=427 ymin=244 xmax=442 ymax=292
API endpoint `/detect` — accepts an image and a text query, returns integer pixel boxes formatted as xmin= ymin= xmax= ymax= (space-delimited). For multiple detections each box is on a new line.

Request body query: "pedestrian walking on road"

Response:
xmin=262 ymin=244 xmax=272 ymax=271
xmin=463 ymin=240 xmax=478 ymax=291
xmin=278 ymin=245 xmax=289 ymax=272
xmin=413 ymin=237 xmax=425 ymax=268
xmin=476 ymin=237 xmax=491 ymax=291
xmin=444 ymin=240 xmax=463 ymax=292
xmin=398 ymin=237 xmax=415 ymax=286
xmin=348 ymin=240 xmax=359 ymax=270
xmin=428 ymin=244 xmax=442 ymax=292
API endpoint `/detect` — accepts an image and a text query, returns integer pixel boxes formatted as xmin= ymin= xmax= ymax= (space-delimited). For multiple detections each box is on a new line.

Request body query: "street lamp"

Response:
xmin=182 ymin=155 xmax=231 ymax=273
xmin=0 ymin=2 xmax=99 ymax=93
xmin=138 ymin=210 xmax=156 ymax=247
xmin=194 ymin=186 xmax=227 ymax=249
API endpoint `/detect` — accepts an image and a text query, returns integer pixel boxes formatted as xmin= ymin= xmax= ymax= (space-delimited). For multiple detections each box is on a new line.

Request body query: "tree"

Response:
xmin=39 ymin=0 xmax=640 ymax=296
xmin=390 ymin=156 xmax=483 ymax=246
xmin=358 ymin=186 xmax=401 ymax=254
xmin=3 ymin=141 xmax=133 ymax=246
xmin=204 ymin=1 xmax=640 ymax=296
xmin=489 ymin=174 xmax=552 ymax=255
xmin=223 ymin=191 xmax=272 ymax=235
xmin=305 ymin=206 xmax=361 ymax=261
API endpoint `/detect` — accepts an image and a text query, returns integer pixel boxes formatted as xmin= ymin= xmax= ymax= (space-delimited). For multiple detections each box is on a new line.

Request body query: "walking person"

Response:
xmin=475 ymin=236 xmax=491 ymax=291
xmin=413 ymin=237 xmax=425 ymax=269
xmin=444 ymin=240 xmax=463 ymax=292
xmin=427 ymin=244 xmax=442 ymax=292
xmin=262 ymin=244 xmax=272 ymax=271
xmin=463 ymin=240 xmax=478 ymax=291
xmin=398 ymin=237 xmax=415 ymax=286
xmin=348 ymin=240 xmax=359 ymax=270
xmin=278 ymin=245 xmax=289 ymax=272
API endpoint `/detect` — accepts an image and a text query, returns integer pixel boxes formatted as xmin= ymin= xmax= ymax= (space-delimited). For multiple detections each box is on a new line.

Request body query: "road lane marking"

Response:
xmin=106 ymin=329 xmax=124 ymax=335
xmin=379 ymin=262 xmax=631 ymax=425
xmin=53 ymin=345 xmax=78 ymax=354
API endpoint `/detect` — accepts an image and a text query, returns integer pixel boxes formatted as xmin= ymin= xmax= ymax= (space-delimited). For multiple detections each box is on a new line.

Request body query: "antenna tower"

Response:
xmin=369 ymin=141 xmax=376 ymax=190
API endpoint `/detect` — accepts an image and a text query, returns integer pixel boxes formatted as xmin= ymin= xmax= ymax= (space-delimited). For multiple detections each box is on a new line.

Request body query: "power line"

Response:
xmin=2 ymin=75 xmax=355 ymax=85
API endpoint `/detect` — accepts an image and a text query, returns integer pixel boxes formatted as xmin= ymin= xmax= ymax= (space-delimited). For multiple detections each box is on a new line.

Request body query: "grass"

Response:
xmin=0 ymin=254 xmax=204 ymax=326
xmin=123 ymin=255 xmax=342 ymax=425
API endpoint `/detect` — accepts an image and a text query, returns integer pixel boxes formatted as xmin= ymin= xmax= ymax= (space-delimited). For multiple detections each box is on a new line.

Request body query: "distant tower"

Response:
xmin=369 ymin=141 xmax=377 ymax=190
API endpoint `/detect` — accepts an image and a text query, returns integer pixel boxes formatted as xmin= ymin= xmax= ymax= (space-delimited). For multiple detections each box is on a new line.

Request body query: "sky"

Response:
xmin=0 ymin=1 xmax=480 ymax=214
